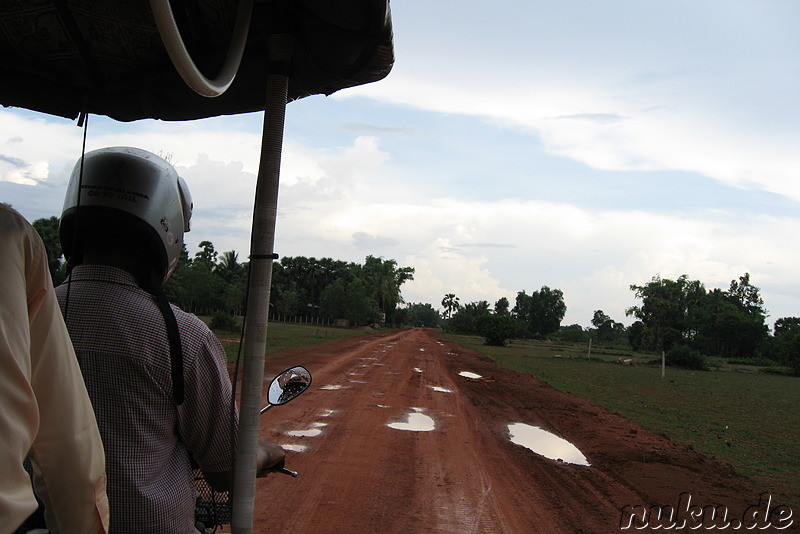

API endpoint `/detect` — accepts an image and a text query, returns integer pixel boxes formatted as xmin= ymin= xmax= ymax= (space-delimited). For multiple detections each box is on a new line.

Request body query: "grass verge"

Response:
xmin=206 ymin=319 xmax=369 ymax=362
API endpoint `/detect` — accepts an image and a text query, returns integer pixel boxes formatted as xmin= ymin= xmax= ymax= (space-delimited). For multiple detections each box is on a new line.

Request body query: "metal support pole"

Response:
xmin=231 ymin=33 xmax=294 ymax=533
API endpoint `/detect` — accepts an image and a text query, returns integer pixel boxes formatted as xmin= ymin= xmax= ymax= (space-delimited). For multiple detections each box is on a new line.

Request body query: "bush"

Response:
xmin=553 ymin=327 xmax=587 ymax=343
xmin=476 ymin=314 xmax=523 ymax=347
xmin=728 ymin=356 xmax=778 ymax=367
xmin=666 ymin=344 xmax=708 ymax=371
xmin=210 ymin=311 xmax=241 ymax=331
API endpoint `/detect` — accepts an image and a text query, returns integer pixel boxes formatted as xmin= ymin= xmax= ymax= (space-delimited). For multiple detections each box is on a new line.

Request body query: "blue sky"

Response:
xmin=2 ymin=1 xmax=799 ymax=328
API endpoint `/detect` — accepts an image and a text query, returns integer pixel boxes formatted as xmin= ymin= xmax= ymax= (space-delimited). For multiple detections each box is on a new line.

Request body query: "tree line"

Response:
xmin=162 ymin=242 xmax=421 ymax=329
xmin=26 ymin=213 xmax=800 ymax=375
xmin=29 ymin=215 xmax=423 ymax=329
xmin=439 ymin=287 xmax=568 ymax=346
xmin=440 ymin=273 xmax=800 ymax=376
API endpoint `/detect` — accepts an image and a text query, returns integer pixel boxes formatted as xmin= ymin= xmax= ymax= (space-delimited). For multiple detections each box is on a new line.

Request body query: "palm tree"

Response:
xmin=441 ymin=293 xmax=460 ymax=320
xmin=216 ymin=250 xmax=242 ymax=283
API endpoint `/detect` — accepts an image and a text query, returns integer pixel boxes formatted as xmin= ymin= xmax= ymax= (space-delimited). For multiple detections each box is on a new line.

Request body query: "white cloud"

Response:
xmin=0 ymin=159 xmax=48 ymax=186
xmin=402 ymin=238 xmax=510 ymax=309
xmin=342 ymin=1 xmax=800 ymax=201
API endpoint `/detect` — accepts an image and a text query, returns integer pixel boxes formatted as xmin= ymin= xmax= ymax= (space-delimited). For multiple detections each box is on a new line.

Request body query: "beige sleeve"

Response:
xmin=25 ymin=227 xmax=110 ymax=534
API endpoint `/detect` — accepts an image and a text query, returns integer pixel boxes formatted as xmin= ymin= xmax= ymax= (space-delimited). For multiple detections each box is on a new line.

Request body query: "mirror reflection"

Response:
xmin=267 ymin=366 xmax=312 ymax=406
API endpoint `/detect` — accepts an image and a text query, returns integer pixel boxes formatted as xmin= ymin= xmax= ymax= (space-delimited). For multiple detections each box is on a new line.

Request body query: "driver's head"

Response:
xmin=60 ymin=147 xmax=192 ymax=285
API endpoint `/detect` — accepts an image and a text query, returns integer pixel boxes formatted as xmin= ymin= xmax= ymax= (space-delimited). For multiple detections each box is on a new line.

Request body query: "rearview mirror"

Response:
xmin=262 ymin=366 xmax=312 ymax=413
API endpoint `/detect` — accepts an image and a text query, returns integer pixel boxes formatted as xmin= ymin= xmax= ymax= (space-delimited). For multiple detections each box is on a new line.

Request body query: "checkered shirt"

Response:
xmin=56 ymin=265 xmax=236 ymax=533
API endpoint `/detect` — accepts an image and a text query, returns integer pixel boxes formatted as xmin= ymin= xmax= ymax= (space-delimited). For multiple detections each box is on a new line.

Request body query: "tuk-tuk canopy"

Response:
xmin=0 ymin=0 xmax=394 ymax=122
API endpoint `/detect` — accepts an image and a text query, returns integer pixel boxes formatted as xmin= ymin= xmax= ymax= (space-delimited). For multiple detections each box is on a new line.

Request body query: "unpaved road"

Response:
xmin=242 ymin=328 xmax=792 ymax=533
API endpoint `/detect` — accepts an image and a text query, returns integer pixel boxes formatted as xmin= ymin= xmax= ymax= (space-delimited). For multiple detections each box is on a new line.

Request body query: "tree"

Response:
xmin=772 ymin=317 xmax=800 ymax=376
xmin=361 ymin=255 xmax=415 ymax=322
xmin=164 ymin=243 xmax=190 ymax=304
xmin=403 ymin=303 xmax=441 ymax=327
xmin=441 ymin=293 xmax=460 ymax=320
xmin=728 ymin=273 xmax=766 ymax=315
xmin=513 ymin=287 xmax=566 ymax=337
xmin=691 ymin=288 xmax=766 ymax=360
xmin=32 ymin=216 xmax=65 ymax=284
xmin=775 ymin=317 xmax=800 ymax=336
xmin=591 ymin=310 xmax=611 ymax=329
xmin=494 ymin=297 xmax=510 ymax=316
xmin=627 ymin=272 xmax=768 ymax=360
xmin=447 ymin=301 xmax=490 ymax=334
xmin=274 ymin=286 xmax=308 ymax=317
xmin=194 ymin=240 xmax=218 ymax=265
xmin=626 ymin=275 xmax=704 ymax=352
xmin=320 ymin=278 xmax=380 ymax=326
xmin=591 ymin=310 xmax=621 ymax=342
xmin=215 ymin=250 xmax=243 ymax=283
xmin=215 ymin=250 xmax=247 ymax=315
xmin=180 ymin=258 xmax=224 ymax=314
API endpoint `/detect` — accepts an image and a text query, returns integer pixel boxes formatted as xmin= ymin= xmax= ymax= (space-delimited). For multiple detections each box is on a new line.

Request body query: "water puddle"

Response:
xmin=320 ymin=384 xmax=344 ymax=390
xmin=413 ymin=367 xmax=423 ymax=373
xmin=429 ymin=385 xmax=452 ymax=393
xmin=282 ymin=443 xmax=308 ymax=452
xmin=319 ymin=409 xmax=338 ymax=417
xmin=387 ymin=408 xmax=436 ymax=432
xmin=286 ymin=422 xmax=327 ymax=437
xmin=508 ymin=423 xmax=589 ymax=466
xmin=458 ymin=371 xmax=482 ymax=379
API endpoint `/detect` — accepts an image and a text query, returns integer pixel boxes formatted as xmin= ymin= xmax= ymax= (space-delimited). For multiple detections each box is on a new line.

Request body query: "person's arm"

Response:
xmin=202 ymin=440 xmax=286 ymax=492
xmin=178 ymin=322 xmax=285 ymax=492
xmin=24 ymin=222 xmax=109 ymax=533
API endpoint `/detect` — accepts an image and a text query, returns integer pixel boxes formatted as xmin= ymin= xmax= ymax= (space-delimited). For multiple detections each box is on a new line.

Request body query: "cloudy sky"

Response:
xmin=2 ymin=1 xmax=799 ymax=328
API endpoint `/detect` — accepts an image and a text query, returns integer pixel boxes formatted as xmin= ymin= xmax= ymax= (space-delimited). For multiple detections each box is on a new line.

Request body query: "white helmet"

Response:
xmin=60 ymin=147 xmax=192 ymax=281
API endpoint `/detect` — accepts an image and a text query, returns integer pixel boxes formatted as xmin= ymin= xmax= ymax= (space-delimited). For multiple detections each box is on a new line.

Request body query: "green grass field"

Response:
xmin=441 ymin=333 xmax=800 ymax=507
xmin=206 ymin=319 xmax=369 ymax=361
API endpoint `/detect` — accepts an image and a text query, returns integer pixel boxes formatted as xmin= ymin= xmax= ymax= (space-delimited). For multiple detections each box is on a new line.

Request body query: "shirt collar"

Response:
xmin=69 ymin=264 xmax=140 ymax=288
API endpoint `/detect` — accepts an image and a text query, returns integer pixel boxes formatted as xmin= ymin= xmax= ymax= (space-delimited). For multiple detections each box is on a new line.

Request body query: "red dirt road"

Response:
xmin=246 ymin=328 xmax=792 ymax=533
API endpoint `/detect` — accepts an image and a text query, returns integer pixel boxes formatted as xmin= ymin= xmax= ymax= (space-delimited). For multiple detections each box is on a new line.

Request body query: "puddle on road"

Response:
xmin=508 ymin=423 xmax=590 ymax=466
xmin=286 ymin=422 xmax=328 ymax=437
xmin=458 ymin=371 xmax=483 ymax=379
xmin=387 ymin=408 xmax=436 ymax=432
xmin=413 ymin=367 xmax=423 ymax=373
xmin=429 ymin=385 xmax=452 ymax=393
xmin=319 ymin=409 xmax=338 ymax=417
xmin=282 ymin=443 xmax=308 ymax=452
xmin=320 ymin=384 xmax=344 ymax=390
